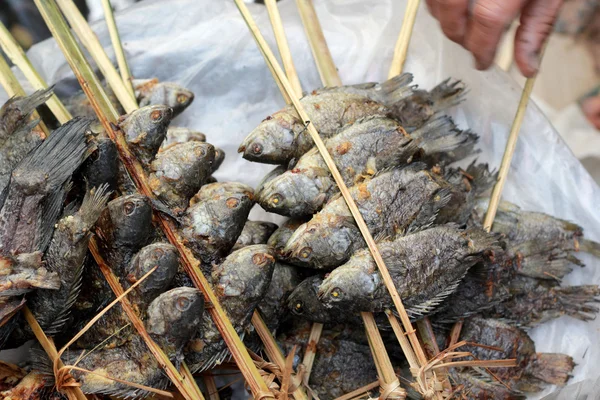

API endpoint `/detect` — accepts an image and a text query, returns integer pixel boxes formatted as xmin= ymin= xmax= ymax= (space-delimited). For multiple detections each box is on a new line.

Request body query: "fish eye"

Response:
xmin=150 ymin=110 xmax=163 ymax=123
xmin=194 ymin=146 xmax=206 ymax=157
xmin=252 ymin=253 xmax=273 ymax=266
xmin=226 ymin=197 xmax=240 ymax=209
xmin=251 ymin=143 xmax=263 ymax=155
xmin=123 ymin=201 xmax=136 ymax=216
xmin=330 ymin=287 xmax=343 ymax=300
xmin=306 ymin=226 xmax=316 ymax=234
xmin=293 ymin=301 xmax=304 ymax=315
xmin=299 ymin=247 xmax=312 ymax=260
xmin=270 ymin=194 xmax=283 ymax=206
xmin=152 ymin=248 xmax=165 ymax=260
xmin=176 ymin=93 xmax=189 ymax=104
xmin=176 ymin=296 xmax=192 ymax=312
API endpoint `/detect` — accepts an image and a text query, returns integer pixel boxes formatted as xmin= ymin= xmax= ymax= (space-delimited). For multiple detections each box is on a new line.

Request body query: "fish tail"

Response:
xmin=580 ymin=238 xmax=600 ymax=258
xmin=464 ymin=227 xmax=501 ymax=254
xmin=529 ymin=353 xmax=575 ymax=386
xmin=465 ymin=161 xmax=497 ymax=195
xmin=516 ymin=247 xmax=575 ymax=281
xmin=411 ymin=116 xmax=479 ymax=162
xmin=29 ymin=346 xmax=55 ymax=384
xmin=377 ymin=73 xmax=415 ymax=105
xmin=1 ymin=87 xmax=54 ymax=134
xmin=374 ymin=137 xmax=421 ymax=170
xmin=551 ymin=285 xmax=600 ymax=322
xmin=430 ymin=78 xmax=467 ymax=112
xmin=79 ymin=183 xmax=112 ymax=227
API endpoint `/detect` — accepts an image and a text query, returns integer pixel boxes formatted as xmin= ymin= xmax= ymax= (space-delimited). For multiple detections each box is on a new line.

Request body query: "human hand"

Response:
xmin=581 ymin=95 xmax=600 ymax=130
xmin=425 ymin=0 xmax=565 ymax=77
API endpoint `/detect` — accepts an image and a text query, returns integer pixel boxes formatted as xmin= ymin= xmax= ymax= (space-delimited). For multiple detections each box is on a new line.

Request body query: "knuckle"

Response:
xmin=472 ymin=1 xmax=510 ymax=29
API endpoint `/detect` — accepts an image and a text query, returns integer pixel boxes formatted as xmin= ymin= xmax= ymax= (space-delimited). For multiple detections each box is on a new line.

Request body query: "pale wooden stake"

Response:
xmin=55 ymin=0 xmax=138 ymax=113
xmin=388 ymin=0 xmax=420 ymax=78
xmin=295 ymin=0 xmax=342 ymax=86
xmin=101 ymin=0 xmax=136 ymax=99
xmin=300 ymin=322 xmax=322 ymax=387
xmin=34 ymin=0 xmax=273 ymax=398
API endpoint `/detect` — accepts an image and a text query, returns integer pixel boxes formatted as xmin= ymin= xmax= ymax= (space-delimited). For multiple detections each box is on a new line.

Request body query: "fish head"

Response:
xmin=267 ymin=218 xmax=308 ymax=257
xmin=119 ymin=105 xmax=173 ymax=151
xmin=257 ymin=172 xmax=324 ymax=217
xmin=156 ymin=83 xmax=195 ymax=117
xmin=146 ymin=287 xmax=204 ymax=351
xmin=318 ymin=254 xmax=378 ymax=312
xmin=212 ymin=245 xmax=276 ymax=318
xmin=286 ymin=275 xmax=334 ymax=323
xmin=284 ymin=216 xmax=358 ymax=269
xmin=127 ymin=243 xmax=179 ymax=300
xmin=104 ymin=194 xmax=153 ymax=250
xmin=238 ymin=112 xmax=301 ymax=164
xmin=211 ymin=146 xmax=226 ymax=172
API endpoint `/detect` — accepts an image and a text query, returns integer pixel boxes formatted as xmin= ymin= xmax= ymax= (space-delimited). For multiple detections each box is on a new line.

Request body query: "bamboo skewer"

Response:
xmin=101 ymin=0 xmax=136 ymax=99
xmin=300 ymin=322 xmax=322 ymax=387
xmin=55 ymin=0 xmax=138 ymax=113
xmin=265 ymin=0 xmax=303 ymax=96
xmin=388 ymin=0 xmax=420 ymax=78
xmin=0 ymin=21 xmax=71 ymax=124
xmin=204 ymin=375 xmax=220 ymax=400
xmin=295 ymin=0 xmax=341 ymax=87
xmin=34 ymin=1 xmax=275 ymax=398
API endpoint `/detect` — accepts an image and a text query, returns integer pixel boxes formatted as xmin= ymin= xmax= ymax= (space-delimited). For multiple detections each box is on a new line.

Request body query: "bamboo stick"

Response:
xmin=0 ymin=21 xmax=71 ymax=124
xmin=483 ymin=45 xmax=547 ymax=231
xmin=204 ymin=375 xmax=220 ymax=400
xmin=34 ymin=1 xmax=275 ymax=397
xmin=334 ymin=381 xmax=379 ymax=400
xmin=101 ymin=0 xmax=136 ymax=99
xmin=0 ymin=54 xmax=50 ymax=137
xmin=295 ymin=0 xmax=341 ymax=86
xmin=388 ymin=0 xmax=420 ymax=78
xmin=55 ymin=0 xmax=138 ymax=113
xmin=300 ymin=322 xmax=322 ymax=387
xmin=265 ymin=0 xmax=302 ymax=96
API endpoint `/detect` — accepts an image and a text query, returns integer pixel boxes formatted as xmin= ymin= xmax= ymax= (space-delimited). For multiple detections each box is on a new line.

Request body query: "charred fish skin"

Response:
xmin=284 ymin=164 xmax=451 ymax=270
xmin=133 ymin=79 xmax=195 ymax=118
xmin=267 ymin=218 xmax=309 ymax=258
xmin=318 ymin=225 xmax=499 ymax=316
xmin=182 ymin=182 xmax=254 ymax=265
xmin=460 ymin=317 xmax=575 ymax=392
xmin=239 ymin=91 xmax=390 ymax=165
xmin=26 ymin=185 xmax=111 ymax=338
xmin=277 ymin=322 xmax=379 ymax=399
xmin=148 ymin=141 xmax=215 ymax=212
xmin=95 ymin=194 xmax=154 ymax=277
xmin=258 ymin=262 xmax=303 ymax=331
xmin=233 ymin=220 xmax=279 ymax=250
xmin=53 ymin=287 xmax=204 ymax=399
xmin=0 ymin=88 xmax=53 ymax=144
xmin=117 ymin=105 xmax=174 ymax=166
xmin=0 ymin=117 xmax=93 ymax=256
xmin=186 ymin=245 xmax=275 ymax=373
xmin=211 ymin=146 xmax=225 ymax=173
xmin=161 ymin=126 xmax=206 ymax=150
xmin=78 ymin=130 xmax=119 ymax=194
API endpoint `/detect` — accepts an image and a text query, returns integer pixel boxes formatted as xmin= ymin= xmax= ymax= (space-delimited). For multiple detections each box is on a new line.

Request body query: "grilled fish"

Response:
xmin=233 ymin=220 xmax=279 ymax=250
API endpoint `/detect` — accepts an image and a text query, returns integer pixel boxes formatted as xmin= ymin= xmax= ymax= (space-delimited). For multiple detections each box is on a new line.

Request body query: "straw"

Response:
xmin=101 ymin=0 xmax=136 ymax=100
xmin=388 ymin=0 xmax=420 ymax=78
xmin=34 ymin=1 xmax=275 ymax=397
xmin=333 ymin=381 xmax=379 ymax=400
xmin=295 ymin=0 xmax=342 ymax=87
xmin=300 ymin=322 xmax=322 ymax=387
xmin=55 ymin=0 xmax=138 ymax=113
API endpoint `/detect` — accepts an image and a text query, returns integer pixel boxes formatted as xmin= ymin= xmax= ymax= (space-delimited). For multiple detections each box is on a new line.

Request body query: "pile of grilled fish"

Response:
xmin=0 ymin=72 xmax=598 ymax=400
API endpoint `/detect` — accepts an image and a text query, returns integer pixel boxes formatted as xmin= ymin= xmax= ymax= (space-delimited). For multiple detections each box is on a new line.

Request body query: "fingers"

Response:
xmin=425 ymin=0 xmax=438 ymax=18
xmin=433 ymin=0 xmax=470 ymax=43
xmin=514 ymin=0 xmax=564 ymax=77
xmin=581 ymin=96 xmax=600 ymax=130
xmin=464 ymin=0 xmax=528 ymax=70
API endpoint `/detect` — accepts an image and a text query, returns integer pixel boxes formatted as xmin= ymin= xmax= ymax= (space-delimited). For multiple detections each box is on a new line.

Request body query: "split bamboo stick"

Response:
xmin=295 ymin=0 xmax=341 ymax=86
xmin=55 ymin=0 xmax=138 ymax=113
xmin=101 ymin=0 xmax=136 ymax=99
xmin=388 ymin=0 xmax=420 ymax=78
xmin=34 ymin=1 xmax=275 ymax=397
xmin=204 ymin=375 xmax=220 ymax=400
xmin=0 ymin=21 xmax=71 ymax=124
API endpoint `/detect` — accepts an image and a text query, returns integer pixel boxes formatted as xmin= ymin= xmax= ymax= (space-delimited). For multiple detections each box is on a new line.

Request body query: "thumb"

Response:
xmin=514 ymin=0 xmax=564 ymax=77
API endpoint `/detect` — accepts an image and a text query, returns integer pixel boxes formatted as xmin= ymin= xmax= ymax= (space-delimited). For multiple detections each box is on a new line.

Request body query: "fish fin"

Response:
xmin=43 ymin=259 xmax=83 ymax=335
xmin=407 ymin=188 xmax=452 ymax=233
xmin=430 ymin=78 xmax=467 ymax=112
xmin=465 ymin=161 xmax=497 ymax=195
xmin=374 ymin=137 xmax=421 ymax=171
xmin=310 ymin=193 xmax=328 ymax=210
xmin=371 ymin=160 xmax=428 ymax=180
xmin=79 ymin=183 xmax=112 ymax=227
xmin=513 ymin=241 xmax=575 ymax=281
xmin=529 ymin=285 xmax=600 ymax=324
xmin=37 ymin=181 xmax=70 ymax=253
xmin=29 ymin=346 xmax=55 ymax=383
xmin=580 ymin=239 xmax=600 ymax=258
xmin=376 ymin=73 xmax=415 ymax=105
xmin=463 ymin=227 xmax=502 ymax=255
xmin=0 ymin=87 xmax=54 ymax=134
xmin=150 ymin=197 xmax=183 ymax=225
xmin=412 ymin=116 xmax=479 ymax=161
xmin=14 ymin=117 xmax=93 ymax=190
xmin=528 ymin=353 xmax=575 ymax=386
xmin=406 ymin=274 xmax=466 ymax=319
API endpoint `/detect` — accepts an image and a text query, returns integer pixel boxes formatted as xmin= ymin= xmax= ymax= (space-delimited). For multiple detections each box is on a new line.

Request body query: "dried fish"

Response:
xmin=186 ymin=245 xmax=275 ymax=372
xmin=148 ymin=141 xmax=215 ymax=212
xmin=0 ymin=252 xmax=60 ymax=297
xmin=460 ymin=317 xmax=575 ymax=392
xmin=0 ymin=117 xmax=92 ymax=255
xmin=233 ymin=220 xmax=279 ymax=250
xmin=449 ymin=369 xmax=525 ymax=399
xmin=257 ymin=262 xmax=302 ymax=331
xmin=161 ymin=126 xmax=206 ymax=150
xmin=267 ymin=218 xmax=308 ymax=257
xmin=78 ymin=128 xmax=119 ymax=193
xmin=318 ymin=225 xmax=499 ymax=317
xmin=134 ymin=79 xmax=195 ymax=117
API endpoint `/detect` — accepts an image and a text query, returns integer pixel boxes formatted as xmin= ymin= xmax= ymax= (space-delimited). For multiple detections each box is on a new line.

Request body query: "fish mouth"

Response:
xmin=237 ymin=144 xmax=246 ymax=153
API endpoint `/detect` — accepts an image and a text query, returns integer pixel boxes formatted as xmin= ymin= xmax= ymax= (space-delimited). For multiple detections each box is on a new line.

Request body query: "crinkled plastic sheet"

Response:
xmin=2 ymin=0 xmax=599 ymax=398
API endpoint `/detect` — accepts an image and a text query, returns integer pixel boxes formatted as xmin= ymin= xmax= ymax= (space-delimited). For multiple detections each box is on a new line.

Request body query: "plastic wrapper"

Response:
xmin=1 ymin=0 xmax=599 ymax=398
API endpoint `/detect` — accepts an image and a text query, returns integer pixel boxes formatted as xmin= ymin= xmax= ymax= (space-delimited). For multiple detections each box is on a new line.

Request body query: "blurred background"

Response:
xmin=1 ymin=0 xmax=599 ymax=183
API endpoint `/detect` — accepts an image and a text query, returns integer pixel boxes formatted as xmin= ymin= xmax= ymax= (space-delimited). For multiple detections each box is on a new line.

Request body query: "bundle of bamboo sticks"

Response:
xmin=0 ymin=0 xmax=541 ymax=398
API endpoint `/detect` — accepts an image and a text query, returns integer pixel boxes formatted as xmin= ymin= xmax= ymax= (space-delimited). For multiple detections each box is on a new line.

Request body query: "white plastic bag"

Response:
xmin=3 ymin=0 xmax=599 ymax=397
